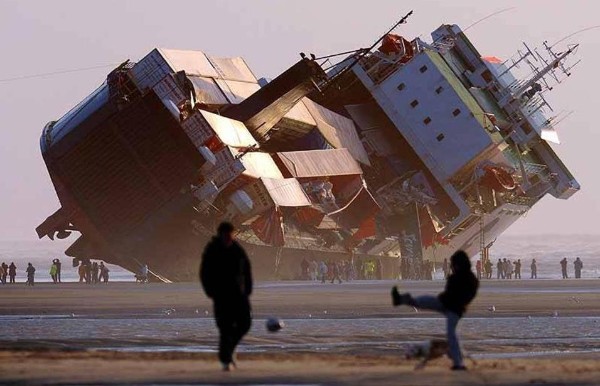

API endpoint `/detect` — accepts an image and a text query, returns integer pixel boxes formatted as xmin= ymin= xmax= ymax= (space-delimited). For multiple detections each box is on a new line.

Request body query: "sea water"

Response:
xmin=0 ymin=314 xmax=598 ymax=359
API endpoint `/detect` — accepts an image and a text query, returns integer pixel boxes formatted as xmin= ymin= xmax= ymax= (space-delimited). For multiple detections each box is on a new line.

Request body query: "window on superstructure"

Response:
xmin=435 ymin=86 xmax=444 ymax=94
xmin=436 ymin=133 xmax=445 ymax=142
xmin=423 ymin=117 xmax=431 ymax=125
xmin=397 ymin=83 xmax=406 ymax=91
xmin=452 ymin=108 xmax=461 ymax=117
xmin=419 ymin=65 xmax=428 ymax=73
xmin=410 ymin=100 xmax=419 ymax=108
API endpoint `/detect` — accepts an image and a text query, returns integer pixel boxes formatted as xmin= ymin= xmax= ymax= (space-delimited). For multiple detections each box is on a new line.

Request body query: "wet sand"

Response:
xmin=1 ymin=279 xmax=599 ymax=385
xmin=2 ymin=279 xmax=600 ymax=318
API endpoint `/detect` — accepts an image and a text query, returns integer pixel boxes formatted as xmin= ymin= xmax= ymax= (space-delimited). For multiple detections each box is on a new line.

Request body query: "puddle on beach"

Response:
xmin=1 ymin=315 xmax=599 ymax=359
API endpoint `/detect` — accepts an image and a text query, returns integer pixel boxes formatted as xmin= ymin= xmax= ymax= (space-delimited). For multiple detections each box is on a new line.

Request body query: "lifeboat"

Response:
xmin=481 ymin=165 xmax=516 ymax=191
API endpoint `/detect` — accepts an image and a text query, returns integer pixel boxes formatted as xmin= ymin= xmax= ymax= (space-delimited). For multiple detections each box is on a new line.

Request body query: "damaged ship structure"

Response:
xmin=36 ymin=17 xmax=581 ymax=281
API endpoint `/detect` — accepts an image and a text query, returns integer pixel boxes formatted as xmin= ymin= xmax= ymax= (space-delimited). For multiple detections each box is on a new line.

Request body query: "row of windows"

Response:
xmin=417 ymin=109 xmax=462 ymax=125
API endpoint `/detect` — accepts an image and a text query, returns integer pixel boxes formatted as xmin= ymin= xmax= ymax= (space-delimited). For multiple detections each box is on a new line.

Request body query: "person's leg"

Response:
xmin=231 ymin=300 xmax=252 ymax=359
xmin=214 ymin=303 xmax=235 ymax=367
xmin=412 ymin=295 xmax=446 ymax=313
xmin=446 ymin=312 xmax=464 ymax=368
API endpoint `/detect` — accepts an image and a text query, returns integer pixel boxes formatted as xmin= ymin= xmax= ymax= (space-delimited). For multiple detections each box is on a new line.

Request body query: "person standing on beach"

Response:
xmin=78 ymin=262 xmax=85 ymax=283
xmin=1 ymin=262 xmax=7 ymax=284
xmin=331 ymin=260 xmax=343 ymax=284
xmin=100 ymin=262 xmax=109 ymax=283
xmin=560 ymin=258 xmax=568 ymax=279
xmin=0 ymin=264 xmax=5 ymax=285
xmin=531 ymin=259 xmax=537 ymax=279
xmin=8 ymin=262 xmax=16 ymax=284
xmin=574 ymin=257 xmax=583 ymax=279
xmin=484 ymin=258 xmax=493 ymax=279
xmin=514 ymin=259 xmax=522 ymax=279
xmin=496 ymin=259 xmax=503 ymax=279
xmin=26 ymin=263 xmax=35 ymax=286
xmin=475 ymin=259 xmax=482 ymax=280
xmin=319 ymin=261 xmax=328 ymax=283
xmin=92 ymin=262 xmax=100 ymax=284
xmin=391 ymin=250 xmax=479 ymax=370
xmin=49 ymin=261 xmax=58 ymax=284
xmin=200 ymin=222 xmax=253 ymax=371
xmin=53 ymin=259 xmax=62 ymax=283
xmin=442 ymin=258 xmax=449 ymax=279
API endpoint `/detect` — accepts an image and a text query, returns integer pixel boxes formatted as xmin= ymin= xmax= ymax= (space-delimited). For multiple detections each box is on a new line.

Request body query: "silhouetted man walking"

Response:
xmin=200 ymin=222 xmax=253 ymax=371
xmin=391 ymin=250 xmax=479 ymax=370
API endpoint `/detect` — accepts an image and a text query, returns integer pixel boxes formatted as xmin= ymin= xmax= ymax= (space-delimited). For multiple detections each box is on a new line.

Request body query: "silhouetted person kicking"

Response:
xmin=391 ymin=250 xmax=479 ymax=370
xmin=200 ymin=222 xmax=253 ymax=371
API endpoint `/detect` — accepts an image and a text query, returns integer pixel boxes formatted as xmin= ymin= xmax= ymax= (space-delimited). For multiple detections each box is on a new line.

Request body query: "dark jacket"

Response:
xmin=438 ymin=270 xmax=479 ymax=317
xmin=200 ymin=238 xmax=253 ymax=302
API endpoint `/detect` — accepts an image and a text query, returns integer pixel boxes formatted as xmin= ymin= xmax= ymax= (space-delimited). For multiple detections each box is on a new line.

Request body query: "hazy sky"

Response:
xmin=1 ymin=0 xmax=599 ymax=241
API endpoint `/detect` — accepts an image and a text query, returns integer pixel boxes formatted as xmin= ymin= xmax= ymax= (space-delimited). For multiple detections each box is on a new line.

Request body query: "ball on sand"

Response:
xmin=266 ymin=317 xmax=284 ymax=332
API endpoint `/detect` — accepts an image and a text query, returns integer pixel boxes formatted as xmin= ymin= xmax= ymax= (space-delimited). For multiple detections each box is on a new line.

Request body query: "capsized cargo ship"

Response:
xmin=36 ymin=15 xmax=581 ymax=281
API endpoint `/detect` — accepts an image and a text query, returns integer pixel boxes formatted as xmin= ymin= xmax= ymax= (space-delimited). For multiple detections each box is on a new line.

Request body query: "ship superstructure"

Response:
xmin=36 ymin=17 xmax=580 ymax=280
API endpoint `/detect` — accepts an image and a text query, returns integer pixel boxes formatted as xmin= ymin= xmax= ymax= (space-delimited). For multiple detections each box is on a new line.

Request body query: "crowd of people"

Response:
xmin=299 ymin=255 xmax=590 ymax=282
xmin=0 ymin=259 xmax=115 ymax=285
xmin=0 ymin=262 xmax=17 ymax=284
xmin=300 ymin=258 xmax=385 ymax=283
xmin=78 ymin=260 xmax=110 ymax=284
xmin=473 ymin=256 xmax=586 ymax=280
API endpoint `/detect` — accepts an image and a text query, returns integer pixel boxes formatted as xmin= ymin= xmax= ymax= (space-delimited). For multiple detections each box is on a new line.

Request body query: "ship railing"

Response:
xmin=359 ymin=52 xmax=405 ymax=84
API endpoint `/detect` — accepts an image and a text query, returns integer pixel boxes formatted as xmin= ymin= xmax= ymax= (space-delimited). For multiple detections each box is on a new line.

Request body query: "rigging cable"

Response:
xmin=0 ymin=63 xmax=118 ymax=83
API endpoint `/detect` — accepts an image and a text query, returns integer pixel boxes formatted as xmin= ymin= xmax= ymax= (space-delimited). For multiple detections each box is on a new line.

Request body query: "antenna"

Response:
xmin=464 ymin=7 xmax=517 ymax=31
xmin=499 ymin=42 xmax=580 ymax=106
xmin=323 ymin=10 xmax=413 ymax=87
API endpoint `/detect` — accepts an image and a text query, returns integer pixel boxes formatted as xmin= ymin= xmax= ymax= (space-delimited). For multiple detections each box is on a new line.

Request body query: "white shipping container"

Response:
xmin=153 ymin=75 xmax=186 ymax=106
xmin=130 ymin=49 xmax=173 ymax=93
xmin=181 ymin=111 xmax=215 ymax=149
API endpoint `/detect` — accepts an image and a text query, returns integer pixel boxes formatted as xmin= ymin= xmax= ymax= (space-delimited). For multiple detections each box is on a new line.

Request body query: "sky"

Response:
xmin=0 ymin=0 xmax=599 ymax=242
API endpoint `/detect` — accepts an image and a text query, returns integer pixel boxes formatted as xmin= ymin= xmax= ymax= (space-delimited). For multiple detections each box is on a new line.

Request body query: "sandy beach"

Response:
xmin=1 ymin=279 xmax=599 ymax=385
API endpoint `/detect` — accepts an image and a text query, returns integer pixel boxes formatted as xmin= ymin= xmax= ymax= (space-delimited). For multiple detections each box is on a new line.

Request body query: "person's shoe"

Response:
xmin=451 ymin=365 xmax=467 ymax=371
xmin=391 ymin=286 xmax=403 ymax=306
xmin=221 ymin=362 xmax=234 ymax=372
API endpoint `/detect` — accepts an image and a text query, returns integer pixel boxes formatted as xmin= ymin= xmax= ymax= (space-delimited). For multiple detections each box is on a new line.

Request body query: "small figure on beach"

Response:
xmin=99 ymin=262 xmax=109 ymax=283
xmin=560 ymin=258 xmax=568 ymax=279
xmin=200 ymin=222 xmax=253 ymax=371
xmin=391 ymin=250 xmax=479 ymax=370
xmin=137 ymin=263 xmax=149 ymax=283
xmin=319 ymin=261 xmax=328 ymax=283
xmin=475 ymin=259 xmax=482 ymax=280
xmin=84 ymin=261 xmax=92 ymax=284
xmin=26 ymin=263 xmax=36 ymax=286
xmin=505 ymin=259 xmax=513 ymax=279
xmin=514 ymin=259 xmax=522 ymax=279
xmin=8 ymin=262 xmax=16 ymax=284
xmin=92 ymin=261 xmax=100 ymax=284
xmin=330 ymin=260 xmax=343 ymax=284
xmin=78 ymin=262 xmax=86 ymax=283
xmin=574 ymin=257 xmax=583 ymax=279
xmin=484 ymin=258 xmax=493 ymax=279
xmin=49 ymin=261 xmax=58 ymax=284
xmin=442 ymin=258 xmax=449 ymax=279
xmin=1 ymin=262 xmax=7 ymax=284
xmin=496 ymin=258 xmax=503 ymax=279
xmin=53 ymin=258 xmax=62 ymax=283
xmin=531 ymin=259 xmax=537 ymax=279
